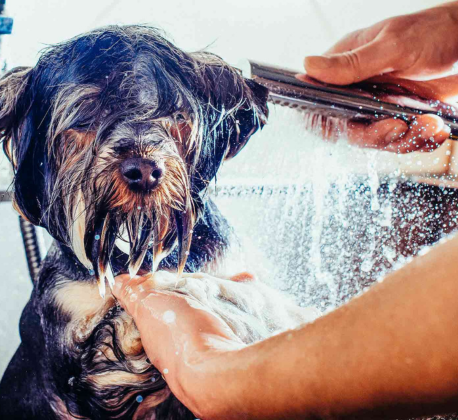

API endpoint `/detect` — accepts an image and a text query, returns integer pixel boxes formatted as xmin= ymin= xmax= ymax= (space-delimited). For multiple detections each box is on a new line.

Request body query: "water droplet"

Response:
xmin=94 ymin=235 xmax=100 ymax=240
xmin=89 ymin=269 xmax=95 ymax=275
xmin=136 ymin=395 xmax=143 ymax=403
xmin=361 ymin=260 xmax=373 ymax=273
xmin=163 ymin=368 xmax=169 ymax=374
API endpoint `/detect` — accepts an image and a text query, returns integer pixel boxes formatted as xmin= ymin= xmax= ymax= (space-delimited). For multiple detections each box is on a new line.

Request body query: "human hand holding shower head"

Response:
xmin=297 ymin=1 xmax=458 ymax=152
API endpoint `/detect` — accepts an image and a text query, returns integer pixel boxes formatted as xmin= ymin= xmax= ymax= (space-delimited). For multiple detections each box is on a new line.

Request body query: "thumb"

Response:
xmin=112 ymin=274 xmax=149 ymax=319
xmin=304 ymin=41 xmax=398 ymax=85
xmin=112 ymin=274 xmax=192 ymax=376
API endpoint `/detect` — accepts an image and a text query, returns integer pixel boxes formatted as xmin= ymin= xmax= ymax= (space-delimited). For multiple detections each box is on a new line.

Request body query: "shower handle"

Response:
xmin=241 ymin=60 xmax=458 ymax=141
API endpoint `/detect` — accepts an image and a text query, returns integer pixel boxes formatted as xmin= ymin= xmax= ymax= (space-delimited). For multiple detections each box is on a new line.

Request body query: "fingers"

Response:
xmin=384 ymin=115 xmax=450 ymax=153
xmin=229 ymin=272 xmax=255 ymax=283
xmin=325 ymin=19 xmax=389 ymax=55
xmin=303 ymin=22 xmax=391 ymax=84
xmin=367 ymin=74 xmax=458 ymax=103
xmin=113 ymin=273 xmax=155 ymax=317
xmin=304 ymin=40 xmax=399 ymax=85
xmin=347 ymin=118 xmax=408 ymax=149
xmin=324 ymin=30 xmax=363 ymax=56
xmin=113 ymin=273 xmax=242 ymax=359
xmin=347 ymin=115 xmax=450 ymax=153
xmin=324 ymin=26 xmax=380 ymax=56
xmin=113 ymin=273 xmax=204 ymax=325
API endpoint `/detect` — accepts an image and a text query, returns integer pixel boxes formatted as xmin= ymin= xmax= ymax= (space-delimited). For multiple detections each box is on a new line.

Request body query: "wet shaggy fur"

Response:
xmin=0 ymin=25 xmax=281 ymax=419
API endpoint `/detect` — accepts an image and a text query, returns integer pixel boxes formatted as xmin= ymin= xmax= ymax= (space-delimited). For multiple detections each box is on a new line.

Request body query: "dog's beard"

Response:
xmin=55 ymin=143 xmax=195 ymax=297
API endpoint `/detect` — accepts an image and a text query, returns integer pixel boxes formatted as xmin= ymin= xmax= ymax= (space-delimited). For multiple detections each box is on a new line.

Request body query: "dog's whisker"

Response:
xmin=97 ymin=273 xmax=106 ymax=299
xmin=128 ymin=217 xmax=153 ymax=279
xmin=90 ymin=214 xmax=106 ymax=276
xmin=105 ymin=264 xmax=116 ymax=290
xmin=174 ymin=205 xmax=194 ymax=276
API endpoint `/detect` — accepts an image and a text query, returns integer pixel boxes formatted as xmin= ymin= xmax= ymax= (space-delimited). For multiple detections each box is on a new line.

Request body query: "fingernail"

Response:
xmin=230 ymin=272 xmax=256 ymax=283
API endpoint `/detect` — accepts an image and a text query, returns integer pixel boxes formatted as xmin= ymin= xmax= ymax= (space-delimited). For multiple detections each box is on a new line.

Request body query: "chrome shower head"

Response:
xmin=240 ymin=60 xmax=458 ymax=140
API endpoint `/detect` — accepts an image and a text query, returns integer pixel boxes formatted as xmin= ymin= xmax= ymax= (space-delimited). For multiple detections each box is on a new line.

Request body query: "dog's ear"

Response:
xmin=196 ymin=57 xmax=269 ymax=159
xmin=0 ymin=67 xmax=32 ymax=163
xmin=0 ymin=67 xmax=40 ymax=223
xmin=190 ymin=55 xmax=269 ymax=192
xmin=223 ymin=78 xmax=269 ymax=160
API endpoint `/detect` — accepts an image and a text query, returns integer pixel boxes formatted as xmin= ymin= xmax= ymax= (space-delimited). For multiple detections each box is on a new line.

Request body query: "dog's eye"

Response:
xmin=165 ymin=113 xmax=192 ymax=145
xmin=175 ymin=113 xmax=187 ymax=123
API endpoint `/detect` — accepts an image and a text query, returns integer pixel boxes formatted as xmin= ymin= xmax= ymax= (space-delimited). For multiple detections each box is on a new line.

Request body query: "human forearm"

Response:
xmin=169 ymin=234 xmax=458 ymax=419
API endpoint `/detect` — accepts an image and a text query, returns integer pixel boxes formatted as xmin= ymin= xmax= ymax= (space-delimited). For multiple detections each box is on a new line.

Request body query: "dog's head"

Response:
xmin=0 ymin=26 xmax=268 ymax=292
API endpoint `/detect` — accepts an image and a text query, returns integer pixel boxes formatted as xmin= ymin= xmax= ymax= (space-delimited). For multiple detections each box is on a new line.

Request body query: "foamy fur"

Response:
xmin=144 ymin=271 xmax=319 ymax=343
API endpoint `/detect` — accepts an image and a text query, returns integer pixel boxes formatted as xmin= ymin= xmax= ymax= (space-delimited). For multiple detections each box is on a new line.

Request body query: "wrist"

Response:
xmin=170 ymin=346 xmax=242 ymax=419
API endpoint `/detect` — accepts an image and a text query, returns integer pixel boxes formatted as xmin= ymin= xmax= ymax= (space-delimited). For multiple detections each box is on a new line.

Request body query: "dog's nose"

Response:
xmin=121 ymin=158 xmax=164 ymax=192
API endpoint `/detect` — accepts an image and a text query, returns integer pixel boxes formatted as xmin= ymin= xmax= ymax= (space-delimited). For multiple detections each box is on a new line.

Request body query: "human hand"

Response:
xmin=306 ymin=102 xmax=452 ymax=154
xmin=113 ymin=272 xmax=245 ymax=403
xmin=302 ymin=2 xmax=458 ymax=84
xmin=298 ymin=2 xmax=458 ymax=153
xmin=347 ymin=75 xmax=458 ymax=153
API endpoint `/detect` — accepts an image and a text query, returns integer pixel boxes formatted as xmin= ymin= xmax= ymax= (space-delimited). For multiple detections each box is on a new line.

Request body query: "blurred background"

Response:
xmin=0 ymin=0 xmax=451 ymax=378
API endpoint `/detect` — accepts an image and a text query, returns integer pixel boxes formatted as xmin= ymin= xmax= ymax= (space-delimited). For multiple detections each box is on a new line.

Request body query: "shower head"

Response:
xmin=240 ymin=60 xmax=458 ymax=140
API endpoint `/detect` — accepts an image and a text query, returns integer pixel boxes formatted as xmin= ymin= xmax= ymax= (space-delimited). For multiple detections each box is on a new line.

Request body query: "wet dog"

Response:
xmin=0 ymin=26 xmax=316 ymax=419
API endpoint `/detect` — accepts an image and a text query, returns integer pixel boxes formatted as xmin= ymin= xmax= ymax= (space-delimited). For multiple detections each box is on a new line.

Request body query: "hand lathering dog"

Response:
xmin=0 ymin=26 xmax=315 ymax=419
